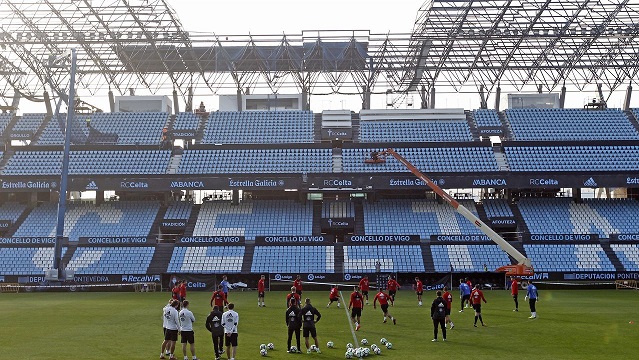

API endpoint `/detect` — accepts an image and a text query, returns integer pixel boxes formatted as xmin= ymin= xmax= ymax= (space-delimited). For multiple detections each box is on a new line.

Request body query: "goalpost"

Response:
xmin=615 ymin=280 xmax=638 ymax=290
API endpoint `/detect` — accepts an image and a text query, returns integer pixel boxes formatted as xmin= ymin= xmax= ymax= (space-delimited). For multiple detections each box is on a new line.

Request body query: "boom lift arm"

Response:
xmin=377 ymin=148 xmax=533 ymax=276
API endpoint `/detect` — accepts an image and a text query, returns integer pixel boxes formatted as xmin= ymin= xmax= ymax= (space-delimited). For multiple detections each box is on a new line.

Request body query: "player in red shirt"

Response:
xmin=258 ymin=274 xmax=266 ymax=307
xmin=414 ymin=277 xmax=424 ymax=306
xmin=171 ymin=284 xmax=180 ymax=301
xmin=286 ymin=286 xmax=301 ymax=308
xmin=442 ymin=286 xmax=455 ymax=329
xmin=348 ymin=286 xmax=364 ymax=331
xmin=327 ymin=285 xmax=340 ymax=308
xmin=465 ymin=278 xmax=472 ymax=308
xmin=373 ymin=289 xmax=396 ymax=325
xmin=293 ymin=275 xmax=303 ymax=296
xmin=359 ymin=275 xmax=370 ymax=305
xmin=209 ymin=284 xmax=228 ymax=309
xmin=387 ymin=276 xmax=400 ymax=301
xmin=510 ymin=276 xmax=519 ymax=312
xmin=178 ymin=280 xmax=187 ymax=302
xmin=470 ymin=285 xmax=487 ymax=327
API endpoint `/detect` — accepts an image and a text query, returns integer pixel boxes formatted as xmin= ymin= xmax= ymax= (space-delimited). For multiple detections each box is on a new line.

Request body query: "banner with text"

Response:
xmin=521 ymin=234 xmax=599 ymax=242
xmin=178 ymin=236 xmax=245 ymax=245
xmin=77 ymin=237 xmax=156 ymax=245
xmin=344 ymin=235 xmax=421 ymax=245
xmin=609 ymin=234 xmax=639 ymax=241
xmin=255 ymin=235 xmax=334 ymax=245
xmin=320 ymin=217 xmax=355 ymax=231
xmin=161 ymin=219 xmax=187 ymax=230
xmin=0 ymin=237 xmax=57 ymax=247
xmin=430 ymin=234 xmax=492 ymax=242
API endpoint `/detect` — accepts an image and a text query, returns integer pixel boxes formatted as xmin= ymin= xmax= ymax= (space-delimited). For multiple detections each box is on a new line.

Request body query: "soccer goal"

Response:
xmin=0 ymin=283 xmax=20 ymax=293
xmin=615 ymin=280 xmax=638 ymax=290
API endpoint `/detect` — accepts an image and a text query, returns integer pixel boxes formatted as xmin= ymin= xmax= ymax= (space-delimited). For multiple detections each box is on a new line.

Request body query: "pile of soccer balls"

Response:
xmin=344 ymin=338 xmax=389 ymax=358
xmin=259 ymin=342 xmax=274 ymax=356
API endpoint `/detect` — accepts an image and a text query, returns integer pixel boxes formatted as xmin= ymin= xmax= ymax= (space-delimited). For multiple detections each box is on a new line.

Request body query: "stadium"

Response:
xmin=1 ymin=0 xmax=639 ymax=359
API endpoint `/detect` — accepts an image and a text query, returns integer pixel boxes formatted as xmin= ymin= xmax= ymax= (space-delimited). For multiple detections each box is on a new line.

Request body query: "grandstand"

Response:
xmin=0 ymin=0 xmax=638 ymax=292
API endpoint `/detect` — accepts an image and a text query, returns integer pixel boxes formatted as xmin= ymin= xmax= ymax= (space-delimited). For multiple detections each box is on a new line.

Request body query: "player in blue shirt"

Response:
xmin=524 ymin=280 xmax=539 ymax=319
xmin=220 ymin=275 xmax=230 ymax=299
xmin=458 ymin=279 xmax=471 ymax=312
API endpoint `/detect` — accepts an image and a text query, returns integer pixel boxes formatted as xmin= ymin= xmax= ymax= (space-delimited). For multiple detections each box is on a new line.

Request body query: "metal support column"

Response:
xmin=44 ymin=91 xmax=52 ymax=116
xmin=624 ymin=85 xmax=633 ymax=111
xmin=559 ymin=86 xmax=567 ymax=109
xmin=173 ymin=90 xmax=180 ymax=114
xmin=479 ymin=85 xmax=487 ymax=109
xmin=108 ymin=90 xmax=115 ymax=112
xmin=494 ymin=85 xmax=501 ymax=111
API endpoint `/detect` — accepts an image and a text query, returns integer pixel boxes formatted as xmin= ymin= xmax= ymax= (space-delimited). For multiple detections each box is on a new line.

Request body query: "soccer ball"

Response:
xmin=310 ymin=344 xmax=318 ymax=352
xmin=290 ymin=346 xmax=298 ymax=353
xmin=354 ymin=348 xmax=363 ymax=357
xmin=327 ymin=341 xmax=335 ymax=348
xmin=385 ymin=342 xmax=393 ymax=349
xmin=345 ymin=351 xmax=353 ymax=359
xmin=363 ymin=347 xmax=370 ymax=356
xmin=361 ymin=338 xmax=368 ymax=346
xmin=260 ymin=348 xmax=268 ymax=356
xmin=380 ymin=338 xmax=388 ymax=345
xmin=346 ymin=342 xmax=354 ymax=349
xmin=260 ymin=343 xmax=267 ymax=350
xmin=267 ymin=343 xmax=274 ymax=350
xmin=373 ymin=347 xmax=382 ymax=355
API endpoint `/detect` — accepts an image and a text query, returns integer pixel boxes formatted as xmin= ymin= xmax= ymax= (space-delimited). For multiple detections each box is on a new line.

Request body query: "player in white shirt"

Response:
xmin=163 ymin=300 xmax=180 ymax=360
xmin=161 ymin=299 xmax=173 ymax=358
xmin=222 ymin=303 xmax=240 ymax=360
xmin=179 ymin=300 xmax=198 ymax=360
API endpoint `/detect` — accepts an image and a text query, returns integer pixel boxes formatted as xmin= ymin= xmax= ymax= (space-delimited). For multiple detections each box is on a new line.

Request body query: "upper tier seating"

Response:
xmin=192 ymin=200 xmax=313 ymax=240
xmin=504 ymin=145 xmax=639 ymax=171
xmin=322 ymin=200 xmax=355 ymax=218
xmin=173 ymin=112 xmax=201 ymax=131
xmin=505 ymin=108 xmax=639 ymax=141
xmin=482 ymin=199 xmax=514 ymax=219
xmin=343 ymin=245 xmax=424 ymax=273
xmin=251 ymin=246 xmax=335 ymax=273
xmin=36 ymin=112 xmax=168 ymax=145
xmin=359 ymin=119 xmax=473 ymax=142
xmin=0 ymin=202 xmax=28 ymax=222
xmin=517 ymin=198 xmax=639 ymax=239
xmin=523 ymin=244 xmax=615 ymax=271
xmin=0 ymin=247 xmax=66 ymax=275
xmin=362 ymin=199 xmax=483 ymax=239
xmin=168 ymin=246 xmax=244 ymax=273
xmin=431 ymin=244 xmax=511 ymax=272
xmin=177 ymin=148 xmax=332 ymax=174
xmin=12 ymin=201 xmax=159 ymax=241
xmin=201 ymin=111 xmax=314 ymax=144
xmin=164 ymin=202 xmax=193 ymax=220
xmin=0 ymin=112 xmax=14 ymax=137
xmin=11 ymin=113 xmax=46 ymax=137
xmin=610 ymin=243 xmax=639 ymax=271
xmin=472 ymin=109 xmax=502 ymax=127
xmin=36 ymin=113 xmax=90 ymax=145
xmin=2 ymin=150 xmax=171 ymax=175
xmin=66 ymin=247 xmax=155 ymax=274
xmin=342 ymin=146 xmax=498 ymax=173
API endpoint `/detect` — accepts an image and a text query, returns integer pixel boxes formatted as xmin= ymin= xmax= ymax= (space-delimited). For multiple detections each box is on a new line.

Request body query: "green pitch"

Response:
xmin=2 ymin=289 xmax=637 ymax=359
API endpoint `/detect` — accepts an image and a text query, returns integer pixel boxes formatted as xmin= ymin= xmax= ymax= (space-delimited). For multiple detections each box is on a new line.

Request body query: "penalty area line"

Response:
xmin=339 ymin=290 xmax=359 ymax=345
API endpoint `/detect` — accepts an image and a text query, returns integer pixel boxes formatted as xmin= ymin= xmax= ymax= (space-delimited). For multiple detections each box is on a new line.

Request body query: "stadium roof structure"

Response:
xmin=0 ymin=0 xmax=638 ymax=107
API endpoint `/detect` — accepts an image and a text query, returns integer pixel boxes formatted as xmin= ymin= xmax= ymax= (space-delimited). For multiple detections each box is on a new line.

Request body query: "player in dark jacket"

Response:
xmin=300 ymin=298 xmax=322 ymax=354
xmin=205 ymin=305 xmax=224 ymax=360
xmin=285 ymin=298 xmax=302 ymax=353
xmin=430 ymin=290 xmax=447 ymax=342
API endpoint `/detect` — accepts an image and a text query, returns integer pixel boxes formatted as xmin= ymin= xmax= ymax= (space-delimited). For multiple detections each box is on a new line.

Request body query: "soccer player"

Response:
xmin=442 ymin=286 xmax=454 ymax=329
xmin=171 ymin=283 xmax=180 ymax=302
xmin=257 ymin=275 xmax=266 ymax=307
xmin=220 ymin=275 xmax=230 ymax=299
xmin=300 ymin=298 xmax=322 ymax=354
xmin=348 ymin=286 xmax=364 ymax=331
xmin=205 ymin=305 xmax=224 ymax=360
xmin=293 ymin=275 xmax=303 ymax=297
xmin=359 ymin=275 xmax=370 ymax=305
xmin=163 ymin=300 xmax=180 ymax=360
xmin=387 ymin=275 xmax=399 ymax=301
xmin=430 ymin=290 xmax=447 ymax=342
xmin=327 ymin=284 xmax=340 ymax=308
xmin=511 ymin=276 xmax=519 ymax=312
xmin=373 ymin=288 xmax=396 ymax=325
xmin=222 ymin=303 xmax=239 ymax=360
xmin=414 ymin=277 xmax=424 ymax=306
xmin=179 ymin=280 xmax=187 ymax=306
xmin=286 ymin=286 xmax=301 ymax=308
xmin=285 ymin=298 xmax=302 ymax=353
xmin=525 ymin=280 xmax=539 ymax=319
xmin=179 ymin=300 xmax=197 ymax=360
xmin=470 ymin=285 xmax=487 ymax=327
xmin=161 ymin=298 xmax=173 ymax=359
xmin=459 ymin=279 xmax=471 ymax=312
xmin=210 ymin=285 xmax=228 ymax=309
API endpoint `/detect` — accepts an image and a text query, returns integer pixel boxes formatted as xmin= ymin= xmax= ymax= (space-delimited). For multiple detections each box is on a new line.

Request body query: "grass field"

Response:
xmin=2 ymin=288 xmax=638 ymax=360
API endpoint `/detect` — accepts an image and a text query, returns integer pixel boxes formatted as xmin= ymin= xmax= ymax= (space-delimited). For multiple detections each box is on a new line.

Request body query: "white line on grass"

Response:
xmin=340 ymin=290 xmax=359 ymax=345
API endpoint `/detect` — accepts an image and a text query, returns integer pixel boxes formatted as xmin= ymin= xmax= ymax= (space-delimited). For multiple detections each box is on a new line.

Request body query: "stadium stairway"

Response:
xmin=166 ymin=154 xmax=182 ymax=174
xmin=241 ymin=242 xmax=255 ymax=273
xmin=420 ymin=242 xmax=435 ymax=272
xmin=312 ymin=201 xmax=322 ymax=235
xmin=492 ymin=144 xmax=510 ymax=171
xmin=183 ymin=204 xmax=201 ymax=236
xmin=465 ymin=110 xmax=481 ymax=141
xmin=507 ymin=241 xmax=527 ymax=266
xmin=600 ymin=241 xmax=626 ymax=272
xmin=353 ymin=200 xmax=365 ymax=235
xmin=334 ymin=243 xmax=344 ymax=274
xmin=314 ymin=113 xmax=322 ymax=142
xmin=498 ymin=111 xmax=514 ymax=140
xmin=332 ymin=148 xmax=343 ymax=173
xmin=351 ymin=112 xmax=360 ymax=141
xmin=2 ymin=203 xmax=32 ymax=237
xmin=147 ymin=243 xmax=174 ymax=274
xmin=623 ymin=110 xmax=639 ymax=133
xmin=509 ymin=202 xmax=530 ymax=239
xmin=194 ymin=114 xmax=208 ymax=144
xmin=60 ymin=244 xmax=77 ymax=272
xmin=475 ymin=202 xmax=489 ymax=223
xmin=150 ymin=204 xmax=168 ymax=239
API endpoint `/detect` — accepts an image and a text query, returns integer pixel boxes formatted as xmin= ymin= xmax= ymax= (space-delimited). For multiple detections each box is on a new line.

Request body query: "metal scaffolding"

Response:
xmin=0 ymin=0 xmax=638 ymax=107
